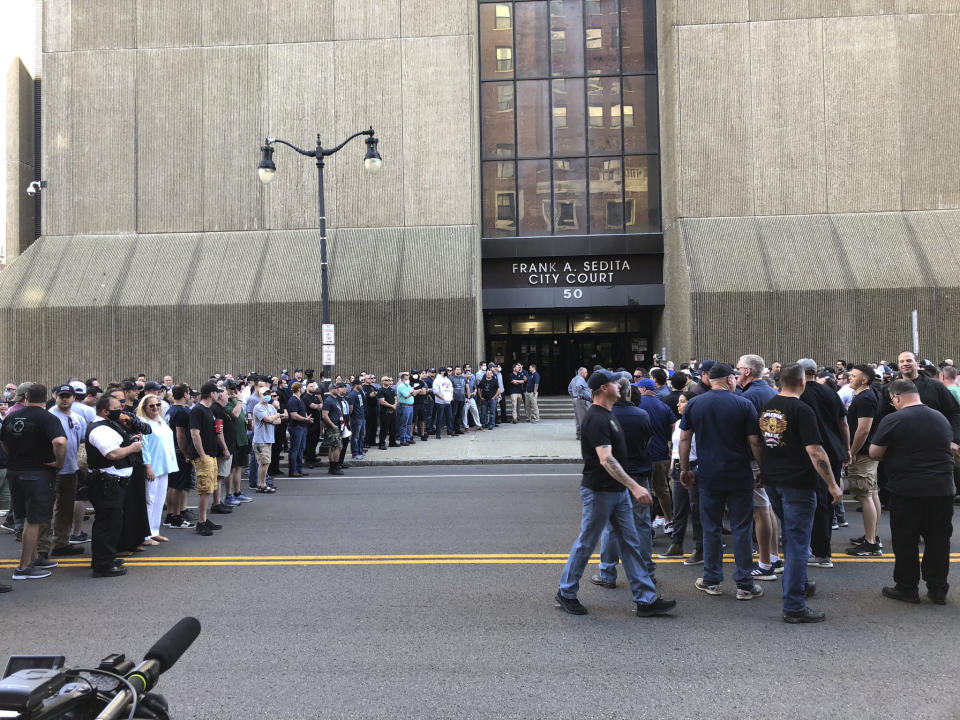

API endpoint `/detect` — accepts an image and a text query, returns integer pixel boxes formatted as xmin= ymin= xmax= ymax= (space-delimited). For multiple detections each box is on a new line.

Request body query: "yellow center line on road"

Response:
xmin=6 ymin=552 xmax=959 ymax=569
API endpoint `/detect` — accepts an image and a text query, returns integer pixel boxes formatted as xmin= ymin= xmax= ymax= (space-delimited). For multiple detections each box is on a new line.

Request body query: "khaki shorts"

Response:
xmin=325 ymin=426 xmax=342 ymax=449
xmin=847 ymin=455 xmax=879 ymax=498
xmin=253 ymin=442 xmax=272 ymax=467
xmin=651 ymin=460 xmax=671 ymax=498
xmin=192 ymin=455 xmax=218 ymax=495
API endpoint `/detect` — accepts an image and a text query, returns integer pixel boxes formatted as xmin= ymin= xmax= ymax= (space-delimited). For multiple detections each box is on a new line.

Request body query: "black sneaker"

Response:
xmin=683 ymin=549 xmax=703 ymax=566
xmin=33 ymin=555 xmax=59 ymax=570
xmin=204 ymin=519 xmax=222 ymax=531
xmin=657 ymin=543 xmax=685 ymax=559
xmin=635 ymin=598 xmax=677 ymax=617
xmin=750 ymin=563 xmax=777 ymax=581
xmin=783 ymin=607 xmax=826 ymax=623
xmin=589 ymin=574 xmax=616 ymax=589
xmin=181 ymin=508 xmax=198 ymax=522
xmin=0 ymin=582 xmax=11 ymax=593
xmin=164 ymin=515 xmax=195 ymax=529
xmin=928 ymin=590 xmax=948 ymax=605
xmin=50 ymin=545 xmax=84 ymax=556
xmin=195 ymin=522 xmax=214 ymax=537
xmin=846 ymin=541 xmax=882 ymax=556
xmin=211 ymin=504 xmax=233 ymax=514
xmin=882 ymin=585 xmax=921 ymax=604
xmin=554 ymin=591 xmax=588 ymax=615
xmin=92 ymin=565 xmax=127 ymax=578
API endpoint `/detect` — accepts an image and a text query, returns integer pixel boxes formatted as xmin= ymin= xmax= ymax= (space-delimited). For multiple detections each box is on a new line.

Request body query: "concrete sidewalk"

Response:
xmin=350 ymin=419 xmax=581 ymax=466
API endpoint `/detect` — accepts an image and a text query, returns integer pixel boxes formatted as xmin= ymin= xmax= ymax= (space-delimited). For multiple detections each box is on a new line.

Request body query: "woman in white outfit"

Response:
xmin=137 ymin=395 xmax=178 ymax=545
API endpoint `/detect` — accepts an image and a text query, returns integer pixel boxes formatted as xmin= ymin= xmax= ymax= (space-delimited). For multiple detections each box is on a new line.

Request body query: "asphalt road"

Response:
xmin=1 ymin=464 xmax=958 ymax=719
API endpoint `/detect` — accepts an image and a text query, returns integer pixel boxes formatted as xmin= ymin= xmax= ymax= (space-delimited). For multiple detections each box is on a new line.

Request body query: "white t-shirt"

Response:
xmin=838 ymin=384 xmax=854 ymax=409
xmin=73 ymin=402 xmax=97 ymax=424
xmin=88 ymin=423 xmax=133 ymax=478
xmin=671 ymin=423 xmax=697 ymax=463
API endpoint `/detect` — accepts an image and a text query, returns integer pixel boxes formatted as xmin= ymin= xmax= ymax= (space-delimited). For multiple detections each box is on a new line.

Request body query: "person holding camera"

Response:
xmin=85 ymin=395 xmax=143 ymax=578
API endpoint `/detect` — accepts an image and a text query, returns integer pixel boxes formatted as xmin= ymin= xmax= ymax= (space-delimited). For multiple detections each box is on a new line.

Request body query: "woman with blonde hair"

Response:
xmin=137 ymin=394 xmax=178 ymax=544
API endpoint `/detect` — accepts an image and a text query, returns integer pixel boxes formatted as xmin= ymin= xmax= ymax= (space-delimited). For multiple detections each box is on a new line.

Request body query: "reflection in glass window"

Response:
xmin=498 ymin=162 xmax=515 ymax=179
xmin=554 ymin=158 xmax=586 ymax=234
xmin=515 ymin=2 xmax=550 ymax=78
xmin=589 ymin=157 xmax=622 ymax=234
xmin=588 ymin=104 xmax=603 ymax=128
xmin=495 ymin=3 xmax=512 ymax=29
xmin=553 ymin=106 xmax=568 ymax=129
xmin=497 ymin=85 xmax=513 ymax=112
xmin=496 ymin=47 xmax=513 ymax=72
xmin=586 ymin=28 xmax=602 ymax=49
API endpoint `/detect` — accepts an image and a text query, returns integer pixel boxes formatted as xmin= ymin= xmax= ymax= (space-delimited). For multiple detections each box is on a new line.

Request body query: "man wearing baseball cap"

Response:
xmin=556 ymin=369 xmax=677 ymax=618
xmin=679 ymin=362 xmax=765 ymax=600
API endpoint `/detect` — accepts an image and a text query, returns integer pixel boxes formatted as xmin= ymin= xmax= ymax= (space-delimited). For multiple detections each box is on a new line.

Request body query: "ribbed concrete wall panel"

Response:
xmin=401 ymin=35 xmax=476 ymax=227
xmin=677 ymin=24 xmax=754 ymax=218
xmin=749 ymin=0 xmax=823 ymax=21
xmin=264 ymin=42 xmax=336 ymax=231
xmin=823 ymin=15 xmax=902 ymax=213
xmin=43 ymin=0 xmax=72 ymax=53
xmin=71 ymin=51 xmax=137 ymax=234
xmin=200 ymin=0 xmax=265 ymax=46
xmin=676 ymin=0 xmax=748 ymax=25
xmin=72 ymin=0 xmax=136 ymax=50
xmin=832 ymin=213 xmax=923 ymax=289
xmin=0 ymin=226 xmax=479 ymax=385
xmin=903 ymin=212 xmax=960 ymax=288
xmin=334 ymin=0 xmax=400 ymax=41
xmin=41 ymin=52 xmax=73 ymax=237
xmin=137 ymin=0 xmax=202 ymax=48
xmin=333 ymin=39 xmax=404 ymax=229
xmin=825 ymin=0 xmax=897 ymax=16
xmin=897 ymin=0 xmax=960 ymax=13
xmin=137 ymin=49 xmax=204 ymax=233
xmin=756 ymin=215 xmax=846 ymax=291
xmin=268 ymin=0 xmax=335 ymax=43
xmin=750 ymin=20 xmax=827 ymax=215
xmin=401 ymin=0 xmax=473 ymax=37
xmin=898 ymin=13 xmax=960 ymax=210
xmin=681 ymin=217 xmax=767 ymax=295
xmin=203 ymin=45 xmax=268 ymax=232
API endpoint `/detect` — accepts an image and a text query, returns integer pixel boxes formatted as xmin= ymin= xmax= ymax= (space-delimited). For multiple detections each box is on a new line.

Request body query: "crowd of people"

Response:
xmin=0 ymin=362 xmax=543 ymax=586
xmin=559 ymin=351 xmax=959 ymax=622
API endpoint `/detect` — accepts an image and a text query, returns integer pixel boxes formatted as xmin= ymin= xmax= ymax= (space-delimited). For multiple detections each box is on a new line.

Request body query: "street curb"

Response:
xmin=348 ymin=456 xmax=582 ymax=467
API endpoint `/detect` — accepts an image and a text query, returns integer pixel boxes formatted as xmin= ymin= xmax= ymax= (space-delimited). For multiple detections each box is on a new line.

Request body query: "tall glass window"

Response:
xmin=479 ymin=0 xmax=659 ymax=238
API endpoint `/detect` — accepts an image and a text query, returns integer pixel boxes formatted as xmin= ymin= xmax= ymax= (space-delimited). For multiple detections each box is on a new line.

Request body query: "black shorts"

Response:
xmin=167 ymin=458 xmax=194 ymax=491
xmin=413 ymin=404 xmax=426 ymax=423
xmin=232 ymin=445 xmax=250 ymax=469
xmin=10 ymin=468 xmax=56 ymax=524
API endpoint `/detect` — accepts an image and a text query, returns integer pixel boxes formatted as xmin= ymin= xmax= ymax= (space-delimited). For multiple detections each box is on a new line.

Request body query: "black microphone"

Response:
xmin=99 ymin=618 xmax=201 ymax=720
xmin=126 ymin=617 xmax=201 ymax=696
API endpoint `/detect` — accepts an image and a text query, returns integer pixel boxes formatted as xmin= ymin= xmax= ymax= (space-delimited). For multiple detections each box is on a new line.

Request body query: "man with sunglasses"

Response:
xmin=37 ymin=385 xmax=87 ymax=562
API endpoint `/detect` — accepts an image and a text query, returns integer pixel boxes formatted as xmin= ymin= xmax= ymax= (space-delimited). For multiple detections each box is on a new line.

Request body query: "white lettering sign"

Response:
xmin=510 ymin=258 xmax=632 ymax=287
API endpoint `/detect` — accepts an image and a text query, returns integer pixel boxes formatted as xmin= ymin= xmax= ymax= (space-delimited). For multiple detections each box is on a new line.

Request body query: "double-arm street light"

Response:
xmin=258 ymin=127 xmax=382 ymax=376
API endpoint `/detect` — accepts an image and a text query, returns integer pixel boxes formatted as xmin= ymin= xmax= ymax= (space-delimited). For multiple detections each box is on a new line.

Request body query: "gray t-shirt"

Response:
xmin=49 ymin=407 xmax=85 ymax=475
xmin=252 ymin=401 xmax=277 ymax=444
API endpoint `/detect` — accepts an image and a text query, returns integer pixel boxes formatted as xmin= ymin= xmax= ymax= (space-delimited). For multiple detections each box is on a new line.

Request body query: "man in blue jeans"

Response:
xmin=477 ymin=369 xmax=500 ymax=430
xmin=592 ymin=376 xmax=656 ymax=587
xmin=346 ymin=378 xmax=367 ymax=460
xmin=556 ymin=369 xmax=676 ymax=618
xmin=759 ymin=364 xmax=843 ymax=622
xmin=679 ymin=362 xmax=765 ymax=600
xmin=395 ymin=372 xmax=415 ymax=446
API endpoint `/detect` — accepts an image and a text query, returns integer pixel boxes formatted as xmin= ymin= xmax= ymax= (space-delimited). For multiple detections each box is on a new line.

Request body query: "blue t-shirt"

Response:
xmin=638 ymin=395 xmax=677 ymax=462
xmin=611 ymin=401 xmax=653 ymax=474
xmin=738 ymin=380 xmax=777 ymax=412
xmin=679 ymin=389 xmax=759 ymax=490
xmin=286 ymin=395 xmax=309 ymax=427
xmin=525 ymin=372 xmax=540 ymax=393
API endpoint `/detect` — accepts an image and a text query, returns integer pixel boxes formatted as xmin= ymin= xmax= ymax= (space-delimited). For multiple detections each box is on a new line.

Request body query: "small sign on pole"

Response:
xmin=322 ymin=345 xmax=336 ymax=366
xmin=322 ymin=324 xmax=335 ymax=344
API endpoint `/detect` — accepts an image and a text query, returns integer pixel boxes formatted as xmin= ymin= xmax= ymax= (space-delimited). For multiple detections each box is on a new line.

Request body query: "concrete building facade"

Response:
xmin=1 ymin=0 xmax=959 ymax=390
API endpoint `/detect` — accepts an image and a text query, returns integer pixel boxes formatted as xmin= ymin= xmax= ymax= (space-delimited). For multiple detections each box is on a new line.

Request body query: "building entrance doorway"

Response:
xmin=484 ymin=311 xmax=656 ymax=395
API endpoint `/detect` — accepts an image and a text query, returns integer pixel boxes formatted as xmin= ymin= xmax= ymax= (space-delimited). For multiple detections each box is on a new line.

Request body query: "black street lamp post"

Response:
xmin=258 ymin=128 xmax=382 ymax=377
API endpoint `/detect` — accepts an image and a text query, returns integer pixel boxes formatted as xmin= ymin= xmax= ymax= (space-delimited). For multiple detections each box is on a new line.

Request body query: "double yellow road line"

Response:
xmin=4 ymin=552 xmax=959 ymax=568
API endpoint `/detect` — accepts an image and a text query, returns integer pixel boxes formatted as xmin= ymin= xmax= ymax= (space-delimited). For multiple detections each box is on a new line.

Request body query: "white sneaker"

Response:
xmin=695 ymin=578 xmax=722 ymax=595
xmin=652 ymin=516 xmax=665 ymax=529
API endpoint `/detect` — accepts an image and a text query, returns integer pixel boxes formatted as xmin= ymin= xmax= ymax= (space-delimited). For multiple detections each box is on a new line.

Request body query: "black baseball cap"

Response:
xmin=53 ymin=384 xmax=75 ymax=396
xmin=708 ymin=362 xmax=738 ymax=380
xmin=144 ymin=381 xmax=163 ymax=391
xmin=587 ymin=369 xmax=619 ymax=391
xmin=225 ymin=379 xmax=239 ymax=389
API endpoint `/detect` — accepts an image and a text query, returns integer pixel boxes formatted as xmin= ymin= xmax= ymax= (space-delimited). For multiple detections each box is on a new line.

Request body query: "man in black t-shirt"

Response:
xmin=410 ymin=371 xmax=429 ymax=441
xmin=759 ymin=364 xmax=842 ymax=623
xmin=188 ymin=382 xmax=222 ymax=536
xmin=285 ymin=382 xmax=312 ymax=477
xmin=870 ymin=379 xmax=956 ymax=605
xmin=377 ymin=377 xmax=398 ymax=450
xmin=211 ymin=389 xmax=237 ymax=515
xmin=798 ymin=358 xmax=850 ymax=567
xmin=556 ymin=370 xmax=676 ymax=618
xmin=164 ymin=384 xmax=195 ymax=528
xmin=322 ymin=384 xmax=346 ymax=475
xmin=303 ymin=382 xmax=324 ymax=467
xmin=1 ymin=384 xmax=67 ymax=581
xmin=844 ymin=365 xmax=882 ymax=556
